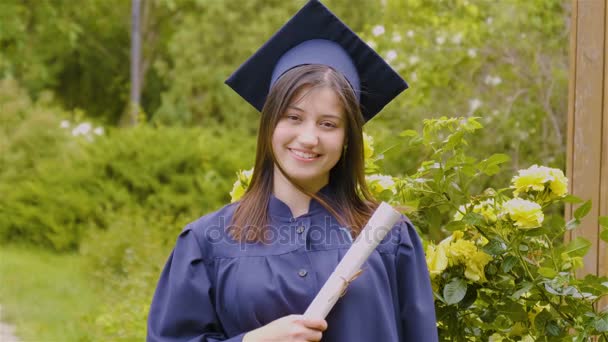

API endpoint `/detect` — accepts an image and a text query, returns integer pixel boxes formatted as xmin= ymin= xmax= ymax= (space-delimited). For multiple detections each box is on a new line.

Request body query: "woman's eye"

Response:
xmin=286 ymin=114 xmax=300 ymax=121
xmin=320 ymin=121 xmax=337 ymax=128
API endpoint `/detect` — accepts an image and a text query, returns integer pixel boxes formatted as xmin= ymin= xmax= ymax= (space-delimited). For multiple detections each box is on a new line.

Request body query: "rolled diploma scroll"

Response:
xmin=303 ymin=202 xmax=402 ymax=319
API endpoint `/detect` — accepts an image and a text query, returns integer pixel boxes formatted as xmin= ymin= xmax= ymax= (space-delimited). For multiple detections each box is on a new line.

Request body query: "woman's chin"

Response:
xmin=285 ymin=174 xmax=328 ymax=190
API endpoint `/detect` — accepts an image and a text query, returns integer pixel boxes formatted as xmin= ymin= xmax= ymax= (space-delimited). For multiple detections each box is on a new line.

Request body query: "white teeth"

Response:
xmin=291 ymin=149 xmax=318 ymax=159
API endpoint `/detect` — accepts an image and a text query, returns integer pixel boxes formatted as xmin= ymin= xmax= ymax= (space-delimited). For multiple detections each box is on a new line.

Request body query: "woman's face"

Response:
xmin=271 ymin=85 xmax=346 ymax=192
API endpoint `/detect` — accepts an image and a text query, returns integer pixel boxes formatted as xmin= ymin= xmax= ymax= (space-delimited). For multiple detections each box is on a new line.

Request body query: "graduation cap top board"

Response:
xmin=225 ymin=0 xmax=408 ymax=122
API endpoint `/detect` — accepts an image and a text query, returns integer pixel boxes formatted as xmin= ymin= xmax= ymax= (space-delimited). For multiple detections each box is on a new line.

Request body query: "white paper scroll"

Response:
xmin=303 ymin=202 xmax=402 ymax=319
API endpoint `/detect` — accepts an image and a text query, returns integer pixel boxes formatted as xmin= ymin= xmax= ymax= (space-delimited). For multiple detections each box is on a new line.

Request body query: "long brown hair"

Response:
xmin=230 ymin=64 xmax=378 ymax=242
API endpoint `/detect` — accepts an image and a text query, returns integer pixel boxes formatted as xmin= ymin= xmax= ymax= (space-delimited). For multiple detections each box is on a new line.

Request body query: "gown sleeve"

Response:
xmin=396 ymin=218 xmax=439 ymax=341
xmin=147 ymin=227 xmax=245 ymax=342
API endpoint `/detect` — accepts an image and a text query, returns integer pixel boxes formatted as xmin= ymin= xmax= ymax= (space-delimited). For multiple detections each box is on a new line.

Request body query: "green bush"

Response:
xmin=80 ymin=208 xmax=179 ymax=340
xmin=0 ymin=77 xmax=94 ymax=250
xmin=0 ymin=77 xmax=255 ymax=251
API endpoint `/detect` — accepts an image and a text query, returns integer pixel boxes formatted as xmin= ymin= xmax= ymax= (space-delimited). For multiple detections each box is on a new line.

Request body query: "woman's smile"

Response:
xmin=288 ymin=148 xmax=321 ymax=161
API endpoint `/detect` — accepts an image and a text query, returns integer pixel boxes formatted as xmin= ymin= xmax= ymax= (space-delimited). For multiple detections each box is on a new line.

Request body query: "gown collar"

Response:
xmin=268 ymin=184 xmax=334 ymax=220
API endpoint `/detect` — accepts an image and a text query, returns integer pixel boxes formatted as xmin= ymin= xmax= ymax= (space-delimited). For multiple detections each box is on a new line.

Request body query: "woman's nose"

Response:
xmin=297 ymin=126 xmax=319 ymax=146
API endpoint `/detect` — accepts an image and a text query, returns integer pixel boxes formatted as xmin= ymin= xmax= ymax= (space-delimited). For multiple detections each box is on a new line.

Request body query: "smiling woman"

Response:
xmin=147 ymin=1 xmax=438 ymax=341
xmin=272 ymin=83 xmax=347 ymax=193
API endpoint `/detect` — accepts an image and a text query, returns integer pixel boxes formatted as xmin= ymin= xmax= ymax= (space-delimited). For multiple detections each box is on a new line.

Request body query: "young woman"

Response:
xmin=147 ymin=1 xmax=437 ymax=341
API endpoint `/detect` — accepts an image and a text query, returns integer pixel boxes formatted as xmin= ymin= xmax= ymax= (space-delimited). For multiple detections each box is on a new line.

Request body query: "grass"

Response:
xmin=0 ymin=245 xmax=100 ymax=342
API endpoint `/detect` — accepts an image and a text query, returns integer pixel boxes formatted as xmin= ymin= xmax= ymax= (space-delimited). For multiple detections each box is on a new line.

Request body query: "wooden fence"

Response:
xmin=566 ymin=0 xmax=607 ymax=311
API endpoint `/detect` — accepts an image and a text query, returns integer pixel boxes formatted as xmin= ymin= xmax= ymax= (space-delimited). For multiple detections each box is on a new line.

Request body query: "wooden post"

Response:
xmin=130 ymin=0 xmax=142 ymax=126
xmin=566 ymin=0 xmax=608 ymax=312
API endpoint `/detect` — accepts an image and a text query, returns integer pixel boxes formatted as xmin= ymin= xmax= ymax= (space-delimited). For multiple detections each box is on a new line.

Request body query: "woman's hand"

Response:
xmin=242 ymin=314 xmax=328 ymax=342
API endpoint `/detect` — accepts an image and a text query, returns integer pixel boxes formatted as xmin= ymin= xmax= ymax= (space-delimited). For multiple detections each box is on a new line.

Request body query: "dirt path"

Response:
xmin=0 ymin=305 xmax=20 ymax=342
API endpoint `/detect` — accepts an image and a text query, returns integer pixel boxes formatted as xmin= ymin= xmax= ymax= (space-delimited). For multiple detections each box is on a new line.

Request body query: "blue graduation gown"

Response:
xmin=147 ymin=192 xmax=438 ymax=341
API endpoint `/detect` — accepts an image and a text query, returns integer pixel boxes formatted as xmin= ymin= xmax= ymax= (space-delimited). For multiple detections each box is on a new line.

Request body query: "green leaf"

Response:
xmin=563 ymin=237 xmax=592 ymax=257
xmin=502 ymin=255 xmax=518 ymax=273
xmin=462 ymin=212 xmax=485 ymax=226
xmin=485 ymin=153 xmax=511 ymax=164
xmin=599 ymin=216 xmax=608 ymax=228
xmin=476 ymin=153 xmax=510 ymax=176
xmin=459 ymin=285 xmax=478 ymax=309
xmin=538 ymin=267 xmax=557 ymax=278
xmin=601 ymin=228 xmax=608 ymax=243
xmin=546 ymin=321 xmax=561 ymax=336
xmin=498 ymin=301 xmax=527 ymax=321
xmin=511 ymin=282 xmax=533 ymax=300
xmin=399 ymin=129 xmax=418 ymax=137
xmin=426 ymin=207 xmax=441 ymax=235
xmin=464 ymin=117 xmax=483 ymax=130
xmin=486 ymin=263 xmax=498 ymax=275
xmin=562 ymin=195 xmax=584 ymax=204
xmin=594 ymin=315 xmax=608 ymax=332
xmin=461 ymin=165 xmax=476 ymax=177
xmin=574 ymin=200 xmax=592 ymax=220
xmin=523 ymin=225 xmax=547 ymax=236
xmin=483 ymin=240 xmax=507 ymax=255
xmin=534 ymin=309 xmax=551 ymax=332
xmin=443 ymin=278 xmax=467 ymax=305
xmin=444 ymin=220 xmax=466 ymax=232
xmin=548 ymin=214 xmax=566 ymax=228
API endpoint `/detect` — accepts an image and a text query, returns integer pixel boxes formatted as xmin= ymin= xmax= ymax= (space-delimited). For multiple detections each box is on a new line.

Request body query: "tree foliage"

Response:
xmin=0 ymin=77 xmax=255 ymax=251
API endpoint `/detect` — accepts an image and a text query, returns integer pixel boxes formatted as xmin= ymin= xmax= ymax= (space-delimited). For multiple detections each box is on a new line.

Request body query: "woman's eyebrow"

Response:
xmin=287 ymin=105 xmax=343 ymax=120
xmin=319 ymin=114 xmax=343 ymax=121
xmin=287 ymin=105 xmax=305 ymax=112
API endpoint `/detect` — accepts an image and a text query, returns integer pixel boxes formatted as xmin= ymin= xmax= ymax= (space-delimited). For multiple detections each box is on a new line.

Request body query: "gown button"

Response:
xmin=298 ymin=269 xmax=308 ymax=277
xmin=296 ymin=226 xmax=305 ymax=234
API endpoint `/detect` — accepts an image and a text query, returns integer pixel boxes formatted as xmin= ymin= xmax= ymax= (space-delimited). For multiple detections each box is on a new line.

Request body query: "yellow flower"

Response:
xmin=229 ymin=168 xmax=254 ymax=202
xmin=426 ymin=243 xmax=449 ymax=277
xmin=464 ymin=250 xmax=492 ymax=282
xmin=502 ymin=198 xmax=544 ymax=229
xmin=426 ymin=231 xmax=492 ymax=283
xmin=476 ymin=199 xmax=498 ymax=222
xmin=366 ymin=174 xmax=396 ymax=195
xmin=448 ymin=238 xmax=478 ymax=264
xmin=449 ymin=232 xmax=492 ymax=282
xmin=511 ymin=165 xmax=568 ymax=200
xmin=511 ymin=165 xmax=552 ymax=196
xmin=453 ymin=199 xmax=498 ymax=223
xmin=548 ymin=168 xmax=568 ymax=199
xmin=363 ymin=132 xmax=374 ymax=159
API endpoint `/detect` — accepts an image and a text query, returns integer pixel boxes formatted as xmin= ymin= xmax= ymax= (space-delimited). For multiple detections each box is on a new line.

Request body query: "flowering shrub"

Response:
xmin=358 ymin=0 xmax=569 ymax=196
xmin=59 ymin=119 xmax=105 ymax=141
xmin=230 ymin=117 xmax=608 ymax=340
xmin=390 ymin=118 xmax=607 ymax=341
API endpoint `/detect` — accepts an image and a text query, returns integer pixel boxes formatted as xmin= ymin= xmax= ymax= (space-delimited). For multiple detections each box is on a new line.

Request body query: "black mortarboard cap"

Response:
xmin=225 ymin=0 xmax=408 ymax=122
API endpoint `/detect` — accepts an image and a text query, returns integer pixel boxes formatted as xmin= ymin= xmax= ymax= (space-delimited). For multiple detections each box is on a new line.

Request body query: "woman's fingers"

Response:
xmin=305 ymin=328 xmax=323 ymax=341
xmin=298 ymin=318 xmax=328 ymax=332
xmin=243 ymin=315 xmax=327 ymax=342
xmin=289 ymin=315 xmax=327 ymax=341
